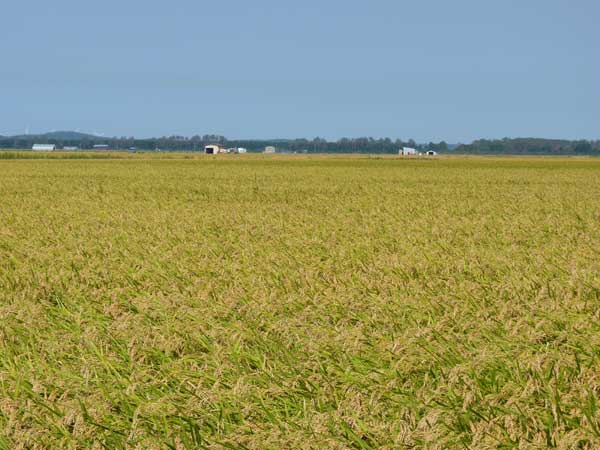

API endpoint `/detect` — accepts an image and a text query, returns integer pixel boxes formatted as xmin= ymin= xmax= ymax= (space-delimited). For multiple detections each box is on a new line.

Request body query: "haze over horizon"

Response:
xmin=1 ymin=0 xmax=598 ymax=142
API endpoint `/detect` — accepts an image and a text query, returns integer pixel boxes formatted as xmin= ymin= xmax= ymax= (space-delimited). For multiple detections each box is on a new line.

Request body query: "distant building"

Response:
xmin=63 ymin=146 xmax=79 ymax=151
xmin=32 ymin=144 xmax=55 ymax=151
xmin=224 ymin=147 xmax=247 ymax=154
xmin=93 ymin=144 xmax=110 ymax=150
xmin=204 ymin=144 xmax=220 ymax=154
xmin=264 ymin=146 xmax=276 ymax=153
xmin=400 ymin=147 xmax=416 ymax=156
xmin=426 ymin=150 xmax=437 ymax=156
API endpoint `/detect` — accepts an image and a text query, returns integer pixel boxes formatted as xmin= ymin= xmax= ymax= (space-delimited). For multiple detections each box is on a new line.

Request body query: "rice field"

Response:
xmin=1 ymin=154 xmax=599 ymax=449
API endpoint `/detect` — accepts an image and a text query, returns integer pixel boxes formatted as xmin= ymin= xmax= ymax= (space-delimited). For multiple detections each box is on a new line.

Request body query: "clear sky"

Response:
xmin=1 ymin=0 xmax=598 ymax=142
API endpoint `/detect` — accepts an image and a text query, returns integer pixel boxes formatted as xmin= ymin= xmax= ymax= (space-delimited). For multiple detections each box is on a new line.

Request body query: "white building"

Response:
xmin=238 ymin=147 xmax=247 ymax=154
xmin=426 ymin=150 xmax=438 ymax=156
xmin=204 ymin=144 xmax=220 ymax=154
xmin=63 ymin=146 xmax=79 ymax=151
xmin=32 ymin=144 xmax=56 ymax=151
xmin=400 ymin=147 xmax=416 ymax=156
xmin=264 ymin=146 xmax=276 ymax=153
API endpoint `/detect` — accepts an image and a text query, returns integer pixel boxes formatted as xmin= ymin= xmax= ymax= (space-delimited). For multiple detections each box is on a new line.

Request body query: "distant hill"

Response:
xmin=9 ymin=131 xmax=102 ymax=140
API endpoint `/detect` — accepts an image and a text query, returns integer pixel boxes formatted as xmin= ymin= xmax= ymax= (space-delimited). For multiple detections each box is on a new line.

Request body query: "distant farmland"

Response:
xmin=1 ymin=155 xmax=599 ymax=449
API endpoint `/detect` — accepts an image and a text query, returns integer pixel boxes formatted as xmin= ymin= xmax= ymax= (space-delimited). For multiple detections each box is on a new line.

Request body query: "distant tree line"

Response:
xmin=455 ymin=138 xmax=600 ymax=155
xmin=1 ymin=133 xmax=598 ymax=155
xmin=228 ymin=138 xmax=449 ymax=154
xmin=0 ymin=134 xmax=449 ymax=154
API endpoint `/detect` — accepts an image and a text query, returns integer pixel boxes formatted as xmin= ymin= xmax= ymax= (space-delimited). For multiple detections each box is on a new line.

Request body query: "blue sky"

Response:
xmin=1 ymin=0 xmax=597 ymax=142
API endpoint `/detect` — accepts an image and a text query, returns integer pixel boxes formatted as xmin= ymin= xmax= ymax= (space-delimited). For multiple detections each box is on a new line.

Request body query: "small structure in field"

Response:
xmin=93 ymin=144 xmax=110 ymax=150
xmin=32 ymin=144 xmax=56 ymax=151
xmin=225 ymin=147 xmax=247 ymax=154
xmin=204 ymin=144 xmax=220 ymax=154
xmin=264 ymin=146 xmax=276 ymax=154
xmin=63 ymin=146 xmax=79 ymax=150
xmin=426 ymin=150 xmax=437 ymax=156
xmin=400 ymin=147 xmax=416 ymax=156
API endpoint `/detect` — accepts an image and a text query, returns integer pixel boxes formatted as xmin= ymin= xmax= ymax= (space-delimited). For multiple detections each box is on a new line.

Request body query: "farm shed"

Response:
xmin=204 ymin=145 xmax=220 ymax=154
xmin=264 ymin=146 xmax=276 ymax=153
xmin=32 ymin=144 xmax=56 ymax=151
xmin=400 ymin=147 xmax=416 ymax=155
xmin=426 ymin=150 xmax=437 ymax=156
